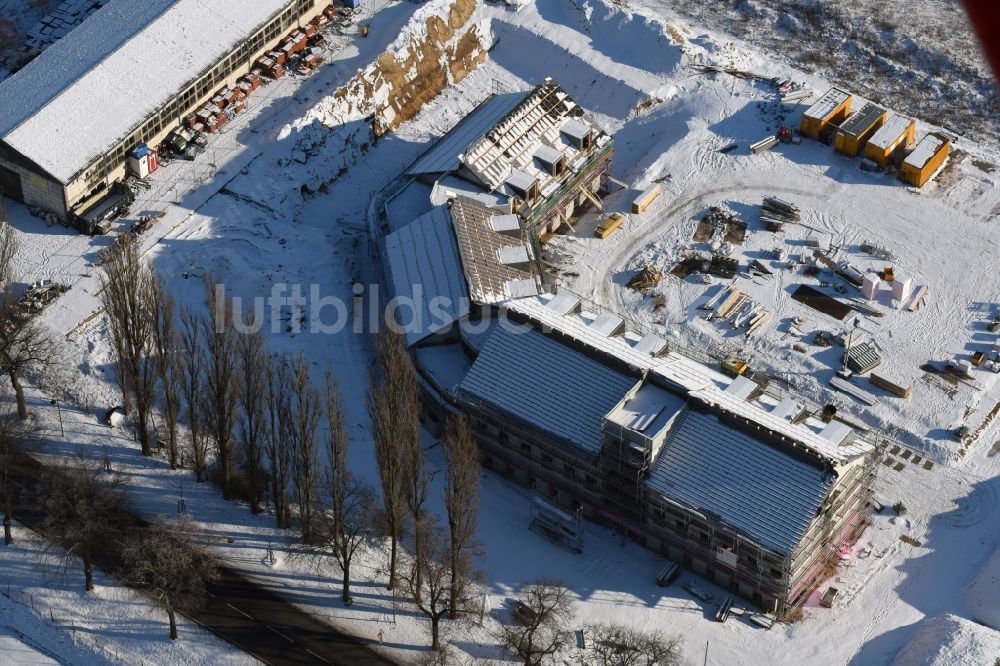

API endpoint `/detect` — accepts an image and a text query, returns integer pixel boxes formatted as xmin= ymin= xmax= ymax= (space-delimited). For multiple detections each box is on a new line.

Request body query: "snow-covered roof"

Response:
xmin=802 ymin=87 xmax=851 ymax=122
xmin=406 ymin=92 xmax=525 ymax=178
xmin=0 ymin=0 xmax=296 ymax=184
xmin=449 ymin=196 xmax=542 ymax=304
xmin=647 ymin=408 xmax=833 ymax=555
xmin=867 ymin=113 xmax=913 ymax=151
xmin=837 ymin=103 xmax=885 ymax=138
xmin=904 ymin=133 xmax=948 ymax=170
xmin=506 ymin=293 xmax=876 ymax=464
xmin=384 ymin=206 xmax=470 ymax=347
xmin=458 ymin=324 xmax=638 ymax=455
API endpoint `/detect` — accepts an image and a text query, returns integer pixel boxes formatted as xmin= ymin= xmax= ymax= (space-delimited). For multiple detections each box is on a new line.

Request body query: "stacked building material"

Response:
xmin=761 ymin=196 xmax=800 ymax=231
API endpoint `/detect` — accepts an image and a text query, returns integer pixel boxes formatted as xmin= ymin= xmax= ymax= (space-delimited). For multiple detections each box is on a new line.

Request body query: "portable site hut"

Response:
xmin=799 ymin=88 xmax=852 ymax=141
xmin=834 ymin=103 xmax=887 ymax=157
xmin=900 ymin=133 xmax=950 ymax=187
xmin=864 ymin=114 xmax=915 ymax=167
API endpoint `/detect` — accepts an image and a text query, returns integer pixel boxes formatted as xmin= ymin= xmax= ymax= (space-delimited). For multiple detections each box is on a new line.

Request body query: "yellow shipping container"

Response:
xmin=799 ymin=88 xmax=852 ymax=140
xmin=834 ymin=103 xmax=887 ymax=157
xmin=863 ymin=114 xmax=915 ymax=167
xmin=900 ymin=133 xmax=950 ymax=187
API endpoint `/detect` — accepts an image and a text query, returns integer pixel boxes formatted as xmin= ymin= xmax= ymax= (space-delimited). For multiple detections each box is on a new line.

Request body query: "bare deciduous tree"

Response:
xmin=179 ymin=307 xmax=208 ymax=482
xmin=151 ymin=277 xmax=182 ymax=469
xmin=500 ymin=579 xmax=574 ymax=666
xmin=0 ymin=397 xmax=31 ymax=545
xmin=368 ymin=330 xmax=416 ymax=590
xmin=121 ymin=515 xmax=218 ymax=640
xmin=0 ymin=221 xmax=58 ymax=420
xmin=399 ymin=516 xmax=453 ymax=652
xmin=321 ymin=374 xmax=374 ymax=605
xmin=285 ymin=353 xmax=321 ymax=542
xmin=100 ymin=241 xmax=157 ymax=455
xmin=442 ymin=414 xmax=480 ymax=619
xmin=41 ymin=461 xmax=128 ymax=591
xmin=203 ymin=277 xmax=239 ymax=495
xmin=579 ymin=625 xmax=683 ymax=666
xmin=265 ymin=356 xmax=292 ymax=527
xmin=236 ymin=324 xmax=267 ymax=513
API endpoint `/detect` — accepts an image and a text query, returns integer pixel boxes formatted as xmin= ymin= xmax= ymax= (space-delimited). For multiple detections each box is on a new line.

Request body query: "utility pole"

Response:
xmin=50 ymin=399 xmax=63 ymax=438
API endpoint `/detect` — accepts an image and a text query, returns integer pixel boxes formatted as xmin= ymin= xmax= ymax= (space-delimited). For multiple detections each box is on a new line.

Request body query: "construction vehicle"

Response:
xmin=721 ymin=355 xmax=748 ymax=377
xmin=883 ymin=266 xmax=895 ymax=282
xmin=595 ymin=212 xmax=624 ymax=238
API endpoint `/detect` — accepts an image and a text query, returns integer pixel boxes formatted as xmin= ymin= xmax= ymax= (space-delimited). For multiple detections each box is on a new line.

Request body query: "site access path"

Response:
xmin=6 ymin=452 xmax=393 ymax=666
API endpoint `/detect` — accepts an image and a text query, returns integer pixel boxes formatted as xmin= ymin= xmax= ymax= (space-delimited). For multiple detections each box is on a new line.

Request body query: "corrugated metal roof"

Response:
xmin=458 ymin=325 xmax=638 ymax=454
xmin=867 ymin=113 xmax=913 ymax=150
xmin=802 ymin=88 xmax=851 ymax=122
xmin=405 ymin=92 xmax=526 ymax=178
xmin=837 ymin=103 xmax=885 ymax=138
xmin=647 ymin=409 xmax=833 ymax=555
xmin=384 ymin=206 xmax=470 ymax=347
xmin=0 ymin=0 xmax=297 ymax=184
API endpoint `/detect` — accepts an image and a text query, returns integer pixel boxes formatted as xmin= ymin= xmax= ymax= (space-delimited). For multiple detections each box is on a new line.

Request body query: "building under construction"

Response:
xmin=378 ymin=80 xmax=878 ymax=619
xmin=405 ymin=79 xmax=614 ymax=236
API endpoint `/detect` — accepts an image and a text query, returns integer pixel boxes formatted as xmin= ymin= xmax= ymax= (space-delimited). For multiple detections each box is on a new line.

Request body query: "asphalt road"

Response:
xmin=6 ymin=453 xmax=394 ymax=666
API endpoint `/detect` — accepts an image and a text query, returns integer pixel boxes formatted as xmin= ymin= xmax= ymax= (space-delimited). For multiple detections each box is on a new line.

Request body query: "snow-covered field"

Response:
xmin=1 ymin=0 xmax=999 ymax=664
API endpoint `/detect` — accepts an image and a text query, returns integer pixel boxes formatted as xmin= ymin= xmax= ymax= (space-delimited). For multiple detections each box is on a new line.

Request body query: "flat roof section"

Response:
xmin=607 ymin=383 xmax=686 ymax=437
xmin=904 ymin=134 xmax=947 ymax=170
xmin=867 ymin=114 xmax=914 ymax=151
xmin=802 ymin=88 xmax=851 ymax=122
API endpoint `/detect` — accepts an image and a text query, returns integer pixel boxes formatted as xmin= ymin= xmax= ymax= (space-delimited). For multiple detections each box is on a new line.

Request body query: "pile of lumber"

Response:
xmin=703 ymin=285 xmax=770 ymax=338
xmin=761 ymin=196 xmax=800 ymax=231
xmin=627 ymin=266 xmax=663 ymax=293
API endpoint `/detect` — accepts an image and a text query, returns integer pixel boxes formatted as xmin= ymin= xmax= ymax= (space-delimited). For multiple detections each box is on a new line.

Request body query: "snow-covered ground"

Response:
xmin=0 ymin=521 xmax=260 ymax=665
xmin=1 ymin=0 xmax=998 ymax=664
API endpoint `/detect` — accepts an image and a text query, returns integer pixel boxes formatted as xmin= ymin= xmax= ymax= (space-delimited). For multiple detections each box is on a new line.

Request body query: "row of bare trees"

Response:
xmin=368 ymin=330 xmax=483 ymax=651
xmin=98 ymin=240 xmax=491 ymax=650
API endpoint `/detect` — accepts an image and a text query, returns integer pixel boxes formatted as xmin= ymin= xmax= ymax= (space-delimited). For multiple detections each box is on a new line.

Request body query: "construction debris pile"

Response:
xmin=702 ymin=284 xmax=770 ymax=338
xmin=14 ymin=280 xmax=69 ymax=319
xmin=627 ymin=265 xmax=663 ymax=293
xmin=696 ymin=206 xmax=748 ymax=244
xmin=760 ymin=196 xmax=800 ymax=231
